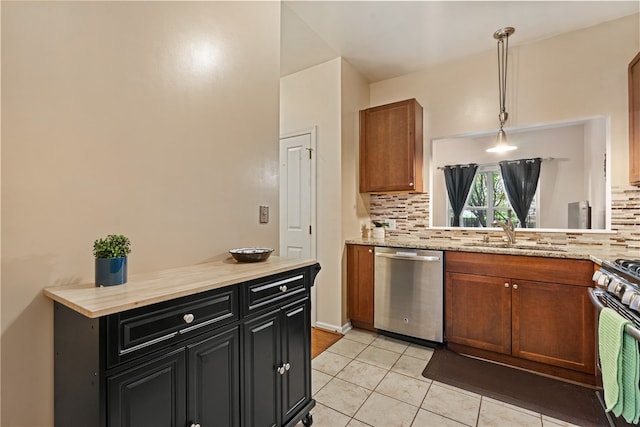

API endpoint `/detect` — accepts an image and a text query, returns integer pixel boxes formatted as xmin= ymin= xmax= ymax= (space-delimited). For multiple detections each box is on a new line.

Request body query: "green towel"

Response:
xmin=599 ymin=307 xmax=640 ymax=424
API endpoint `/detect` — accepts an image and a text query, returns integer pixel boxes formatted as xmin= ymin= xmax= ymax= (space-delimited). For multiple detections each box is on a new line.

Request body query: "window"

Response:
xmin=448 ymin=165 xmax=537 ymax=228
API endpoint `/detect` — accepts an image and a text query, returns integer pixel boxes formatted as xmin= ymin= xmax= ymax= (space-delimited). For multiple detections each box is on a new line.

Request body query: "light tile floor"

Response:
xmin=301 ymin=328 xmax=582 ymax=427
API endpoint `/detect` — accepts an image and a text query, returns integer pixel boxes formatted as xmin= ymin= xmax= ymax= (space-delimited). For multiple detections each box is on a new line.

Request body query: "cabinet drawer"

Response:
xmin=107 ymin=286 xmax=238 ymax=368
xmin=244 ymin=270 xmax=307 ymax=314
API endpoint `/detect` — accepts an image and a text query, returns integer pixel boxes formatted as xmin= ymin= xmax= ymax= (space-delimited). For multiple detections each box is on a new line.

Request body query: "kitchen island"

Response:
xmin=44 ymin=256 xmax=321 ymax=427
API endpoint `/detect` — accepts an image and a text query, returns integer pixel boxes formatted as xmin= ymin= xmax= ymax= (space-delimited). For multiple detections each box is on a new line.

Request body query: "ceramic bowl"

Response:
xmin=229 ymin=247 xmax=274 ymax=263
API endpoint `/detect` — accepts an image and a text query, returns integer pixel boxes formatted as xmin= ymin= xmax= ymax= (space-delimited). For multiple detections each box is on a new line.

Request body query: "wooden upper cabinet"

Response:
xmin=359 ymin=99 xmax=424 ymax=193
xmin=629 ymin=51 xmax=640 ymax=186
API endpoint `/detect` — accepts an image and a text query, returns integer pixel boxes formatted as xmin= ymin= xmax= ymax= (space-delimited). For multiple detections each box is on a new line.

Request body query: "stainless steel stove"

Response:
xmin=590 ymin=259 xmax=640 ymax=427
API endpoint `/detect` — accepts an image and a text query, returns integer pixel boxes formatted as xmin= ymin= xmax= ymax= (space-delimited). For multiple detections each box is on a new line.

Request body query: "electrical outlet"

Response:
xmin=387 ymin=219 xmax=397 ymax=230
xmin=259 ymin=206 xmax=269 ymax=224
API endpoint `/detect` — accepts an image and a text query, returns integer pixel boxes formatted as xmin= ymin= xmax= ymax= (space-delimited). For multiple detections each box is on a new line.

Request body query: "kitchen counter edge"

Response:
xmin=345 ymin=238 xmax=631 ymax=265
xmin=43 ymin=256 xmax=318 ymax=319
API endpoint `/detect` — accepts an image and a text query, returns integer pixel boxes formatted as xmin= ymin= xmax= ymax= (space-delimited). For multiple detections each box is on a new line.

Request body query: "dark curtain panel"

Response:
xmin=499 ymin=158 xmax=542 ymax=228
xmin=443 ymin=164 xmax=478 ymax=226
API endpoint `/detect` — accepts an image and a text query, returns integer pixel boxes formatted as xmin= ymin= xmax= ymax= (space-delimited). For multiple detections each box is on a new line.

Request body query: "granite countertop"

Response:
xmin=43 ymin=256 xmax=317 ymax=318
xmin=345 ymin=236 xmax=635 ymax=265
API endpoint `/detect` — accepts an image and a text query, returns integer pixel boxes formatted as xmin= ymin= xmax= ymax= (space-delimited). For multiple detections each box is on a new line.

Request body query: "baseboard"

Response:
xmin=315 ymin=321 xmax=352 ymax=335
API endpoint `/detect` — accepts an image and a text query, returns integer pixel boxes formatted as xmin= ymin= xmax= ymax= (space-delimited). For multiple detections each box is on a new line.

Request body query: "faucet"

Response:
xmin=492 ymin=218 xmax=516 ymax=245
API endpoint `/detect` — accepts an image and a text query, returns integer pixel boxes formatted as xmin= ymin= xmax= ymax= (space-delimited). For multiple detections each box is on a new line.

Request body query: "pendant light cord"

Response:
xmin=497 ymin=34 xmax=509 ymax=126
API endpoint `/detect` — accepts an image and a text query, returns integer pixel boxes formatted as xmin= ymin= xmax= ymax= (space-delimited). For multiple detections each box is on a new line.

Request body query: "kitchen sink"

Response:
xmin=462 ymin=242 xmax=567 ymax=252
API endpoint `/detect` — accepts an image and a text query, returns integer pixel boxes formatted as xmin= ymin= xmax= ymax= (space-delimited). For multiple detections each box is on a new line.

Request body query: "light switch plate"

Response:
xmin=259 ymin=206 xmax=269 ymax=224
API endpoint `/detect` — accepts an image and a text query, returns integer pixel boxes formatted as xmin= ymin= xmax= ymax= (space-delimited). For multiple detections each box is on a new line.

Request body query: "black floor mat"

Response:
xmin=422 ymin=347 xmax=609 ymax=427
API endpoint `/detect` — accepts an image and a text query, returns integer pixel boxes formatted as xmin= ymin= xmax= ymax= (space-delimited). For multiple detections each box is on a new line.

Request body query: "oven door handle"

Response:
xmin=588 ymin=288 xmax=605 ymax=311
xmin=588 ymin=287 xmax=640 ymax=342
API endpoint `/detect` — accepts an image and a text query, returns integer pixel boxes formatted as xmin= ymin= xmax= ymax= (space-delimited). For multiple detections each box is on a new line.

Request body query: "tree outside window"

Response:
xmin=447 ymin=165 xmax=537 ymax=228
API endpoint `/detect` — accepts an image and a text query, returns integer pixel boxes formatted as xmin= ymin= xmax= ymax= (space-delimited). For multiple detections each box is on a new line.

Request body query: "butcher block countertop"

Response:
xmin=43 ymin=256 xmax=317 ymax=319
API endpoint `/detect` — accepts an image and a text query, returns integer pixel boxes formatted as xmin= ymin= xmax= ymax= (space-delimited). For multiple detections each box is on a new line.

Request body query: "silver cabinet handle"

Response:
xmin=513 ymin=284 xmax=519 ymax=290
xmin=279 ymin=285 xmax=288 ymax=292
xmin=277 ymin=365 xmax=285 ymax=375
xmin=183 ymin=313 xmax=195 ymax=324
xmin=368 ymin=249 xmax=372 ymax=253
xmin=285 ymin=363 xmax=291 ymax=371
xmin=504 ymin=283 xmax=509 ymax=288
xmin=190 ymin=424 xmax=201 ymax=427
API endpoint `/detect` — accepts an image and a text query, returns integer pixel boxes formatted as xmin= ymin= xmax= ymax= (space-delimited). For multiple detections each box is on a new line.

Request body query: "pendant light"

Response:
xmin=487 ymin=27 xmax=517 ymax=153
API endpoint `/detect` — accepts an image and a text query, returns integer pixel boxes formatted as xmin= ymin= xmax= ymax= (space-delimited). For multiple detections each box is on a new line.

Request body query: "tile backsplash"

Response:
xmin=369 ymin=185 xmax=640 ymax=252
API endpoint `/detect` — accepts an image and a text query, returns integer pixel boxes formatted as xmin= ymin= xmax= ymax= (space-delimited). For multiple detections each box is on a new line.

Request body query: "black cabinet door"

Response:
xmin=243 ymin=309 xmax=281 ymax=427
xmin=107 ymin=348 xmax=186 ymax=427
xmin=281 ymin=299 xmax=311 ymax=424
xmin=187 ymin=326 xmax=241 ymax=427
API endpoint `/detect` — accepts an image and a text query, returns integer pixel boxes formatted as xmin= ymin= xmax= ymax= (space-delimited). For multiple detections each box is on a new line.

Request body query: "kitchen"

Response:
xmin=2 ymin=1 xmax=640 ymax=427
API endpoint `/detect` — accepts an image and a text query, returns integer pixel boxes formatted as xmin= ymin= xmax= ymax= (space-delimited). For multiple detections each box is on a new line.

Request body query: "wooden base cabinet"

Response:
xmin=244 ymin=299 xmax=312 ymax=427
xmin=53 ymin=264 xmax=320 ymax=427
xmin=445 ymin=252 xmax=596 ymax=385
xmin=346 ymin=244 xmax=375 ymax=331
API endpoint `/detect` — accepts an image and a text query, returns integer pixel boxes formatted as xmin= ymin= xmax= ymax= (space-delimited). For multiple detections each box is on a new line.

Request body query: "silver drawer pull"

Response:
xmin=183 ymin=313 xmax=195 ymax=324
xmin=513 ymin=284 xmax=519 ymax=290
xmin=285 ymin=362 xmax=291 ymax=371
xmin=279 ymin=285 xmax=288 ymax=293
xmin=191 ymin=424 xmax=201 ymax=427
xmin=277 ymin=365 xmax=285 ymax=375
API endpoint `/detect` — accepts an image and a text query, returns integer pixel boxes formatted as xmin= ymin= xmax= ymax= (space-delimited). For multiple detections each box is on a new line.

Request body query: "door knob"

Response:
xmin=279 ymin=285 xmax=288 ymax=292
xmin=183 ymin=313 xmax=195 ymax=324
xmin=504 ymin=283 xmax=509 ymax=288
xmin=513 ymin=284 xmax=519 ymax=290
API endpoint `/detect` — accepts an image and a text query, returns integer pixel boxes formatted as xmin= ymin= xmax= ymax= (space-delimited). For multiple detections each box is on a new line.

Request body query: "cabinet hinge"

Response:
xmin=306 ymin=147 xmax=313 ymax=159
xmin=309 ymin=225 xmax=312 ymax=235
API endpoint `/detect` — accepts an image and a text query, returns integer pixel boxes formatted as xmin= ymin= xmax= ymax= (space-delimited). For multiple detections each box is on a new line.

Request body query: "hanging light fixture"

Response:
xmin=487 ymin=26 xmax=517 ymax=153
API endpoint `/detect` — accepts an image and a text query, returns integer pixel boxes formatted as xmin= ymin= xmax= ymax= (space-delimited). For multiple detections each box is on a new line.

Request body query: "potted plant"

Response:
xmin=93 ymin=234 xmax=131 ymax=287
xmin=371 ymin=220 xmax=388 ymax=239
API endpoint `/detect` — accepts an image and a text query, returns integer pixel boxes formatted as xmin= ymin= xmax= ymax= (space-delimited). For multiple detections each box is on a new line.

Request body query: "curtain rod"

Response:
xmin=436 ymin=157 xmax=557 ymax=171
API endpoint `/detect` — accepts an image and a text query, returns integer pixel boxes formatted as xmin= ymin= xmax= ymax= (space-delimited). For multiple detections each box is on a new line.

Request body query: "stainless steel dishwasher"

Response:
xmin=374 ymin=247 xmax=444 ymax=343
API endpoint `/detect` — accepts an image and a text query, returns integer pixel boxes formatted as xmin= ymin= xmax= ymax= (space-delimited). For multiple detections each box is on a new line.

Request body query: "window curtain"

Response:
xmin=443 ymin=164 xmax=478 ymax=227
xmin=499 ymin=158 xmax=542 ymax=228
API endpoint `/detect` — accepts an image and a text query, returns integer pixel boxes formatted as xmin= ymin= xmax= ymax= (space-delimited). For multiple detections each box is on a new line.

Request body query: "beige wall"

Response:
xmin=280 ymin=58 xmax=344 ymax=330
xmin=339 ymin=59 xmax=370 ymax=325
xmin=370 ymin=14 xmax=640 ymax=189
xmin=1 ymin=2 xmax=281 ymax=426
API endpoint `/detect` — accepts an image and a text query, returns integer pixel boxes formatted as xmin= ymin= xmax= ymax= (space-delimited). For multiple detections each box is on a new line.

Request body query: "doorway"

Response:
xmin=279 ymin=127 xmax=317 ymax=324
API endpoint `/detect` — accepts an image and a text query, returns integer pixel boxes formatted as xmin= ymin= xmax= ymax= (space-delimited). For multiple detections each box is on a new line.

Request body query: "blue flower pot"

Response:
xmin=95 ymin=257 xmax=127 ymax=287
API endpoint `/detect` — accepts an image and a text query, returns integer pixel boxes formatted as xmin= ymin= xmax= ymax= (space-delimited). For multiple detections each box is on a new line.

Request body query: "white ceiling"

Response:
xmin=281 ymin=1 xmax=640 ymax=82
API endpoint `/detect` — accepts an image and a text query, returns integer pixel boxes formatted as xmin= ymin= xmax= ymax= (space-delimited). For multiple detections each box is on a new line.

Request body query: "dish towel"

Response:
xmin=599 ymin=307 xmax=640 ymax=424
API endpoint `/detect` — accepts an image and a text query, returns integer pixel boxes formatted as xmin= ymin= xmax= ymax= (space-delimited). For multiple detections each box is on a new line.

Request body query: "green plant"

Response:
xmin=372 ymin=220 xmax=389 ymax=228
xmin=93 ymin=234 xmax=131 ymax=258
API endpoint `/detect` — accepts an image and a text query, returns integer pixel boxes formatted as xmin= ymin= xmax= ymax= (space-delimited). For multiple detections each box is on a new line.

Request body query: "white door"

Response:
xmin=279 ymin=128 xmax=317 ymax=324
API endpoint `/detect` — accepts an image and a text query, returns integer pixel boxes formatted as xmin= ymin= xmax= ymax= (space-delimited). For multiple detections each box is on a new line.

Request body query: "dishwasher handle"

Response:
xmin=375 ymin=252 xmax=441 ymax=262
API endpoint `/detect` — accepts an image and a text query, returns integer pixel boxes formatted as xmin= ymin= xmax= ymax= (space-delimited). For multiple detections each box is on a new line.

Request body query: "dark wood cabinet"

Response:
xmin=629 ymin=51 xmax=640 ymax=185
xmin=445 ymin=251 xmax=596 ymax=385
xmin=243 ymin=299 xmax=312 ymax=427
xmin=53 ymin=264 xmax=320 ymax=427
xmin=359 ymin=99 xmax=423 ymax=193
xmin=107 ymin=348 xmax=187 ymax=427
xmin=187 ymin=327 xmax=241 ymax=427
xmin=346 ymin=244 xmax=375 ymax=331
